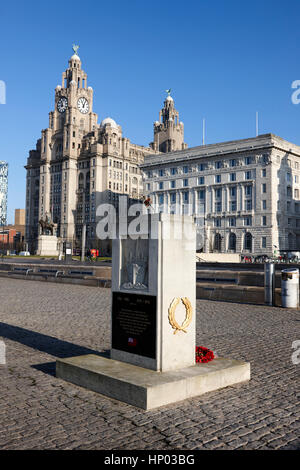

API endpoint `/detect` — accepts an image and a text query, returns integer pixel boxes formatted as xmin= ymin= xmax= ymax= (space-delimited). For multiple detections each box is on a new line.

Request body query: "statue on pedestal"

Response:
xmin=39 ymin=212 xmax=55 ymax=236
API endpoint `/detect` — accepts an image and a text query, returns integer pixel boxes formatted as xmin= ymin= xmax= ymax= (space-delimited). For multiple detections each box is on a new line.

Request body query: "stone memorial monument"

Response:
xmin=56 ymin=213 xmax=250 ymax=410
xmin=36 ymin=213 xmax=59 ymax=256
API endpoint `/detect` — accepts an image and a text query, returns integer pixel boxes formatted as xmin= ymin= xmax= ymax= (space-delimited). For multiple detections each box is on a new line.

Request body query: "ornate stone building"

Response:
xmin=142 ymin=133 xmax=300 ymax=256
xmin=0 ymin=161 xmax=8 ymax=227
xmin=149 ymin=92 xmax=187 ymax=153
xmin=25 ymin=49 xmax=185 ymax=253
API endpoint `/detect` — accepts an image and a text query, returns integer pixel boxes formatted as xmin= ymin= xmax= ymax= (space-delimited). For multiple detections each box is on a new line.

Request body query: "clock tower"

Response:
xmin=25 ymin=46 xmax=158 ymax=254
xmin=50 ymin=46 xmax=97 ymax=151
xmin=35 ymin=47 xmax=99 ymax=242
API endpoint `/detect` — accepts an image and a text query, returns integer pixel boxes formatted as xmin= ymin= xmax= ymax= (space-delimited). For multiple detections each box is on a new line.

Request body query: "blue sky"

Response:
xmin=1 ymin=0 xmax=300 ymax=222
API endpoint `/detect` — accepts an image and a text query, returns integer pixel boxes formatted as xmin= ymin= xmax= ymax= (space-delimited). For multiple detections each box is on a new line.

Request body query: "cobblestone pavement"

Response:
xmin=0 ymin=278 xmax=299 ymax=450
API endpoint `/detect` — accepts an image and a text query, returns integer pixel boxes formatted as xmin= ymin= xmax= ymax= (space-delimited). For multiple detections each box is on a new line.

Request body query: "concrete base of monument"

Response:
xmin=56 ymin=354 xmax=250 ymax=410
xmin=36 ymin=235 xmax=59 ymax=256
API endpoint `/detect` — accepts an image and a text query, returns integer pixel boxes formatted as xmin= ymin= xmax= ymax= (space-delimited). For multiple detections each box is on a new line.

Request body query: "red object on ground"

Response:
xmin=90 ymin=249 xmax=99 ymax=258
xmin=195 ymin=346 xmax=215 ymax=363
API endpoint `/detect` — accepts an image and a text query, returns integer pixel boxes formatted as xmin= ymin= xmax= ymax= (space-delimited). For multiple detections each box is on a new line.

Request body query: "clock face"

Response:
xmin=77 ymin=97 xmax=89 ymax=114
xmin=57 ymin=97 xmax=68 ymax=113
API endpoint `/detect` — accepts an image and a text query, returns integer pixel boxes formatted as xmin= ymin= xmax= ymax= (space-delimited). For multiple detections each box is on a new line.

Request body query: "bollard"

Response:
xmin=281 ymin=268 xmax=299 ymax=308
xmin=264 ymin=263 xmax=275 ymax=306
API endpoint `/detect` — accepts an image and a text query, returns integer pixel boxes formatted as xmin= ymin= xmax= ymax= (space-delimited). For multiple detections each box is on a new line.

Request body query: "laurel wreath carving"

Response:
xmin=168 ymin=297 xmax=193 ymax=335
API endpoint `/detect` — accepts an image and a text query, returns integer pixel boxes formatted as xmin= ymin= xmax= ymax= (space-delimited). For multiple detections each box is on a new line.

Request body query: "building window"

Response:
xmin=287 ymin=201 xmax=291 ymax=212
xmin=159 ymin=169 xmax=165 ymax=177
xmin=214 ymin=233 xmax=222 ymax=251
xmin=183 ymin=192 xmax=189 ymax=203
xmin=262 ymin=237 xmax=267 ymax=249
xmin=230 ymin=173 xmax=236 ymax=182
xmin=229 ymin=233 xmax=237 ymax=251
xmin=244 ymin=216 xmax=252 ymax=226
xmin=215 ymin=175 xmax=221 ymax=183
xmin=295 ymin=189 xmax=299 ymax=199
xmin=245 ymin=171 xmax=251 ymax=180
xmin=262 ymin=216 xmax=267 ymax=226
xmin=183 ymin=179 xmax=189 ymax=187
xmin=198 ymin=190 xmax=205 ymax=200
xmin=198 ymin=176 xmax=204 ymax=185
xmin=170 ymin=193 xmax=176 ymax=203
xmin=262 ymin=200 xmax=267 ymax=210
xmin=229 ymin=217 xmax=236 ymax=227
xmin=198 ymin=163 xmax=205 ymax=171
xmin=262 ymin=183 xmax=267 ymax=193
xmin=183 ymin=166 xmax=189 ymax=174
xmin=171 ymin=167 xmax=177 ymax=175
xmin=214 ymin=219 xmax=221 ymax=227
xmin=170 ymin=180 xmax=176 ymax=189
xmin=230 ymin=159 xmax=236 ymax=167
xmin=159 ymin=182 xmax=163 ymax=190
xmin=245 ymin=156 xmax=252 ymax=165
xmin=230 ymin=186 xmax=236 ymax=197
xmin=287 ymin=187 xmax=292 ymax=197
xmin=215 ymin=161 xmax=222 ymax=169
xmin=230 ymin=201 xmax=237 ymax=211
xmin=245 ymin=199 xmax=252 ymax=211
xmin=159 ymin=194 xmax=164 ymax=204
xmin=287 ymin=173 xmax=292 ymax=182
xmin=215 ymin=188 xmax=222 ymax=198
xmin=244 ymin=232 xmax=253 ymax=251
xmin=245 ymin=185 xmax=252 ymax=196
xmin=262 ymin=168 xmax=267 ymax=177
xmin=215 ymin=202 xmax=222 ymax=213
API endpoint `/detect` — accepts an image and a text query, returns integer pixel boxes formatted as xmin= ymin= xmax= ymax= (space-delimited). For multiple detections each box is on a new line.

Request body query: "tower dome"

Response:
xmin=100 ymin=117 xmax=118 ymax=128
xmin=70 ymin=53 xmax=81 ymax=61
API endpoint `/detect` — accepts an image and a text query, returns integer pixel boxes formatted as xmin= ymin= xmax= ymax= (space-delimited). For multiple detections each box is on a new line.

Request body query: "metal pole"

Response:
xmin=81 ymin=223 xmax=86 ymax=262
xmin=264 ymin=262 xmax=275 ymax=306
xmin=256 ymin=112 xmax=259 ymax=137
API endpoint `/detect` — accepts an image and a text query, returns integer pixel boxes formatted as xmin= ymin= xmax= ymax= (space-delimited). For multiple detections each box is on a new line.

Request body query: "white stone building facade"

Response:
xmin=0 ymin=161 xmax=8 ymax=226
xmin=141 ymin=133 xmax=300 ymax=256
xmin=25 ymin=50 xmax=187 ymax=254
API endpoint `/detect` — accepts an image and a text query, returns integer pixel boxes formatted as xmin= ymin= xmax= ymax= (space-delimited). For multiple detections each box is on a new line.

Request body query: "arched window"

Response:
xmin=229 ymin=233 xmax=237 ymax=252
xmin=244 ymin=232 xmax=252 ymax=252
xmin=214 ymin=233 xmax=222 ymax=252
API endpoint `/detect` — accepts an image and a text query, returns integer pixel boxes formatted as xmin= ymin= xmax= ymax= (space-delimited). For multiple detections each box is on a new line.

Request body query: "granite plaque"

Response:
xmin=112 ymin=292 xmax=156 ymax=359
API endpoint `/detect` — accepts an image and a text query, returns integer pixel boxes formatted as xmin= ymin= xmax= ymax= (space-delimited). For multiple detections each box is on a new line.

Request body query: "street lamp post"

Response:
xmin=0 ymin=205 xmax=4 ymax=259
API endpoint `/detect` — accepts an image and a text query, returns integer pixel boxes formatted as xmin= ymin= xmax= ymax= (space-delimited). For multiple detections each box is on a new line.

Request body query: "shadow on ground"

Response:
xmin=0 ymin=321 xmax=110 ymax=377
